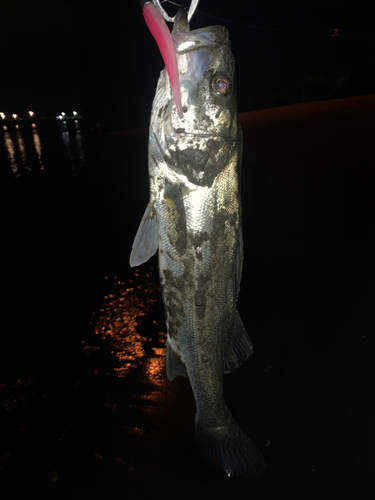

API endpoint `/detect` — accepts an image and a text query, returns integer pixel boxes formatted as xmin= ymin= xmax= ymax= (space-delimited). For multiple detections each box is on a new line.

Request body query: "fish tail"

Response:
xmin=195 ymin=410 xmax=266 ymax=480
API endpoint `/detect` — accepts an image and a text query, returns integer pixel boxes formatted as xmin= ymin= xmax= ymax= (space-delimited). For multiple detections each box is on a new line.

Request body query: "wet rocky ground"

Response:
xmin=1 ymin=96 xmax=374 ymax=499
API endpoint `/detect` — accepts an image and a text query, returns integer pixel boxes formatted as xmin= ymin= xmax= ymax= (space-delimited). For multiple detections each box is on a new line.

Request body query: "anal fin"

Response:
xmin=224 ymin=311 xmax=254 ymax=374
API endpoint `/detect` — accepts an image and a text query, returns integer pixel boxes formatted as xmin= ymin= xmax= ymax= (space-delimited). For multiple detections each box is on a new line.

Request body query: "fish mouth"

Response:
xmin=173 ymin=131 xmax=225 ymax=139
xmin=167 ymin=133 xmax=227 ymax=154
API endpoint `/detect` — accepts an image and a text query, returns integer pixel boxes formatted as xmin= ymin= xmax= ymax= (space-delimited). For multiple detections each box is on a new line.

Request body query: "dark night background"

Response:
xmin=0 ymin=0 xmax=374 ymax=129
xmin=1 ymin=1 xmax=375 ymax=499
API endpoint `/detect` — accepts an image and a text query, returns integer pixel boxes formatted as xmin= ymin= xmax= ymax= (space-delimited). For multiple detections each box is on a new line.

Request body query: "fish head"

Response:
xmin=176 ymin=26 xmax=237 ymax=134
xmin=151 ymin=25 xmax=241 ymax=187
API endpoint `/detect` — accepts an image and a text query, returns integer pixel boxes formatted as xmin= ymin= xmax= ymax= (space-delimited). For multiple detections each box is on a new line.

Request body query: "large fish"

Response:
xmin=131 ymin=6 xmax=266 ymax=479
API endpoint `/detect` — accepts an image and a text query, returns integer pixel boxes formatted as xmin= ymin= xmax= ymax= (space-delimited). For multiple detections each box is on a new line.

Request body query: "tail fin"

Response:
xmin=195 ymin=410 xmax=266 ymax=480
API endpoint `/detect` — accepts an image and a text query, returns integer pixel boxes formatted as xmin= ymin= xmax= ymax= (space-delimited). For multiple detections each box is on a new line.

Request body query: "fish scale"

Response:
xmin=131 ymin=7 xmax=266 ymax=479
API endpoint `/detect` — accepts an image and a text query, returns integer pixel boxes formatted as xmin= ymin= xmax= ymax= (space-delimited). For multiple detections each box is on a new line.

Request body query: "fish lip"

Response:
xmin=173 ymin=132 xmax=224 ymax=139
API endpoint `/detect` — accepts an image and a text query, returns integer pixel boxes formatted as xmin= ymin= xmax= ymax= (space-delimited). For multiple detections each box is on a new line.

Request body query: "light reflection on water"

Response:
xmin=1 ymin=120 xmax=85 ymax=176
xmin=73 ymin=120 xmax=85 ymax=162
xmin=3 ymin=131 xmax=18 ymax=176
xmin=32 ymin=124 xmax=44 ymax=169
xmin=61 ymin=121 xmax=73 ymax=161
xmin=95 ymin=270 xmax=167 ymax=381
xmin=16 ymin=131 xmax=31 ymax=171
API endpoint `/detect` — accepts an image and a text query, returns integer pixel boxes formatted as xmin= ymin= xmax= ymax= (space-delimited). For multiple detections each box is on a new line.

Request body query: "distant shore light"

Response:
xmin=12 ymin=114 xmax=18 ymax=119
xmin=28 ymin=111 xmax=34 ymax=117
xmin=73 ymin=111 xmax=78 ymax=116
xmin=0 ymin=112 xmax=5 ymax=119
xmin=61 ymin=112 xmax=66 ymax=117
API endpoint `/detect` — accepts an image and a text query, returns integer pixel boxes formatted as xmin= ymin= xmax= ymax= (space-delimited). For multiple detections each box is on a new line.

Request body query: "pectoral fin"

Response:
xmin=129 ymin=202 xmax=158 ymax=267
xmin=224 ymin=311 xmax=254 ymax=374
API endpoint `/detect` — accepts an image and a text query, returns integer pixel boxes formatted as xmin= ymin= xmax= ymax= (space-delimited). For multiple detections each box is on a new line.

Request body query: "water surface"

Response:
xmin=1 ymin=119 xmax=86 ymax=178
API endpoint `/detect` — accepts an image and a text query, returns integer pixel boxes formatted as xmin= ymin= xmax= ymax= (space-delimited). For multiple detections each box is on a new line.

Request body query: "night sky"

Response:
xmin=0 ymin=4 xmax=81 ymax=116
xmin=0 ymin=0 xmax=374 ymax=129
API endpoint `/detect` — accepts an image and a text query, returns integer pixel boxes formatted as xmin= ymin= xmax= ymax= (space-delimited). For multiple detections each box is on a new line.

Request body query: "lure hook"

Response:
xmin=151 ymin=0 xmax=199 ymax=23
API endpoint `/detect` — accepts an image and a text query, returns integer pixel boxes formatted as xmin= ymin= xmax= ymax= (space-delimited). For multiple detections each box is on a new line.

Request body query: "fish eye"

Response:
xmin=212 ymin=77 xmax=231 ymax=96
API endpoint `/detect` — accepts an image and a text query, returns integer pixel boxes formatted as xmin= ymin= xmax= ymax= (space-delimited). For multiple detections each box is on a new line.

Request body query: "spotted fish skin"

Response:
xmin=130 ymin=15 xmax=266 ymax=479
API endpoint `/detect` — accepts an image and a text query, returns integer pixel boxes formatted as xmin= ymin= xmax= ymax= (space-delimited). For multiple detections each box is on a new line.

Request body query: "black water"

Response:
xmin=0 ymin=120 xmax=151 ymax=372
xmin=1 ymin=120 xmax=96 ymax=353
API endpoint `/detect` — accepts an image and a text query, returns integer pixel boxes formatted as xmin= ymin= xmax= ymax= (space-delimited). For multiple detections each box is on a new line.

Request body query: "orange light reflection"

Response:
xmin=95 ymin=271 xmax=166 ymax=381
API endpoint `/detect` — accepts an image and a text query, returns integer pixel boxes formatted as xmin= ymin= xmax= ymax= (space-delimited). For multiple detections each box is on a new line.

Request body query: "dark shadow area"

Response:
xmin=1 ymin=94 xmax=374 ymax=499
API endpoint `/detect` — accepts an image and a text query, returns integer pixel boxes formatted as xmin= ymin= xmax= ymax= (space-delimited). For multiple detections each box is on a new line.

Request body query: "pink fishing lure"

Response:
xmin=142 ymin=2 xmax=183 ymax=118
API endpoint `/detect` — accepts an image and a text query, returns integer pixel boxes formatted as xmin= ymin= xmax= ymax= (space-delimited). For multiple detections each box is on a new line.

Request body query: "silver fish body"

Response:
xmin=131 ymin=18 xmax=266 ymax=479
